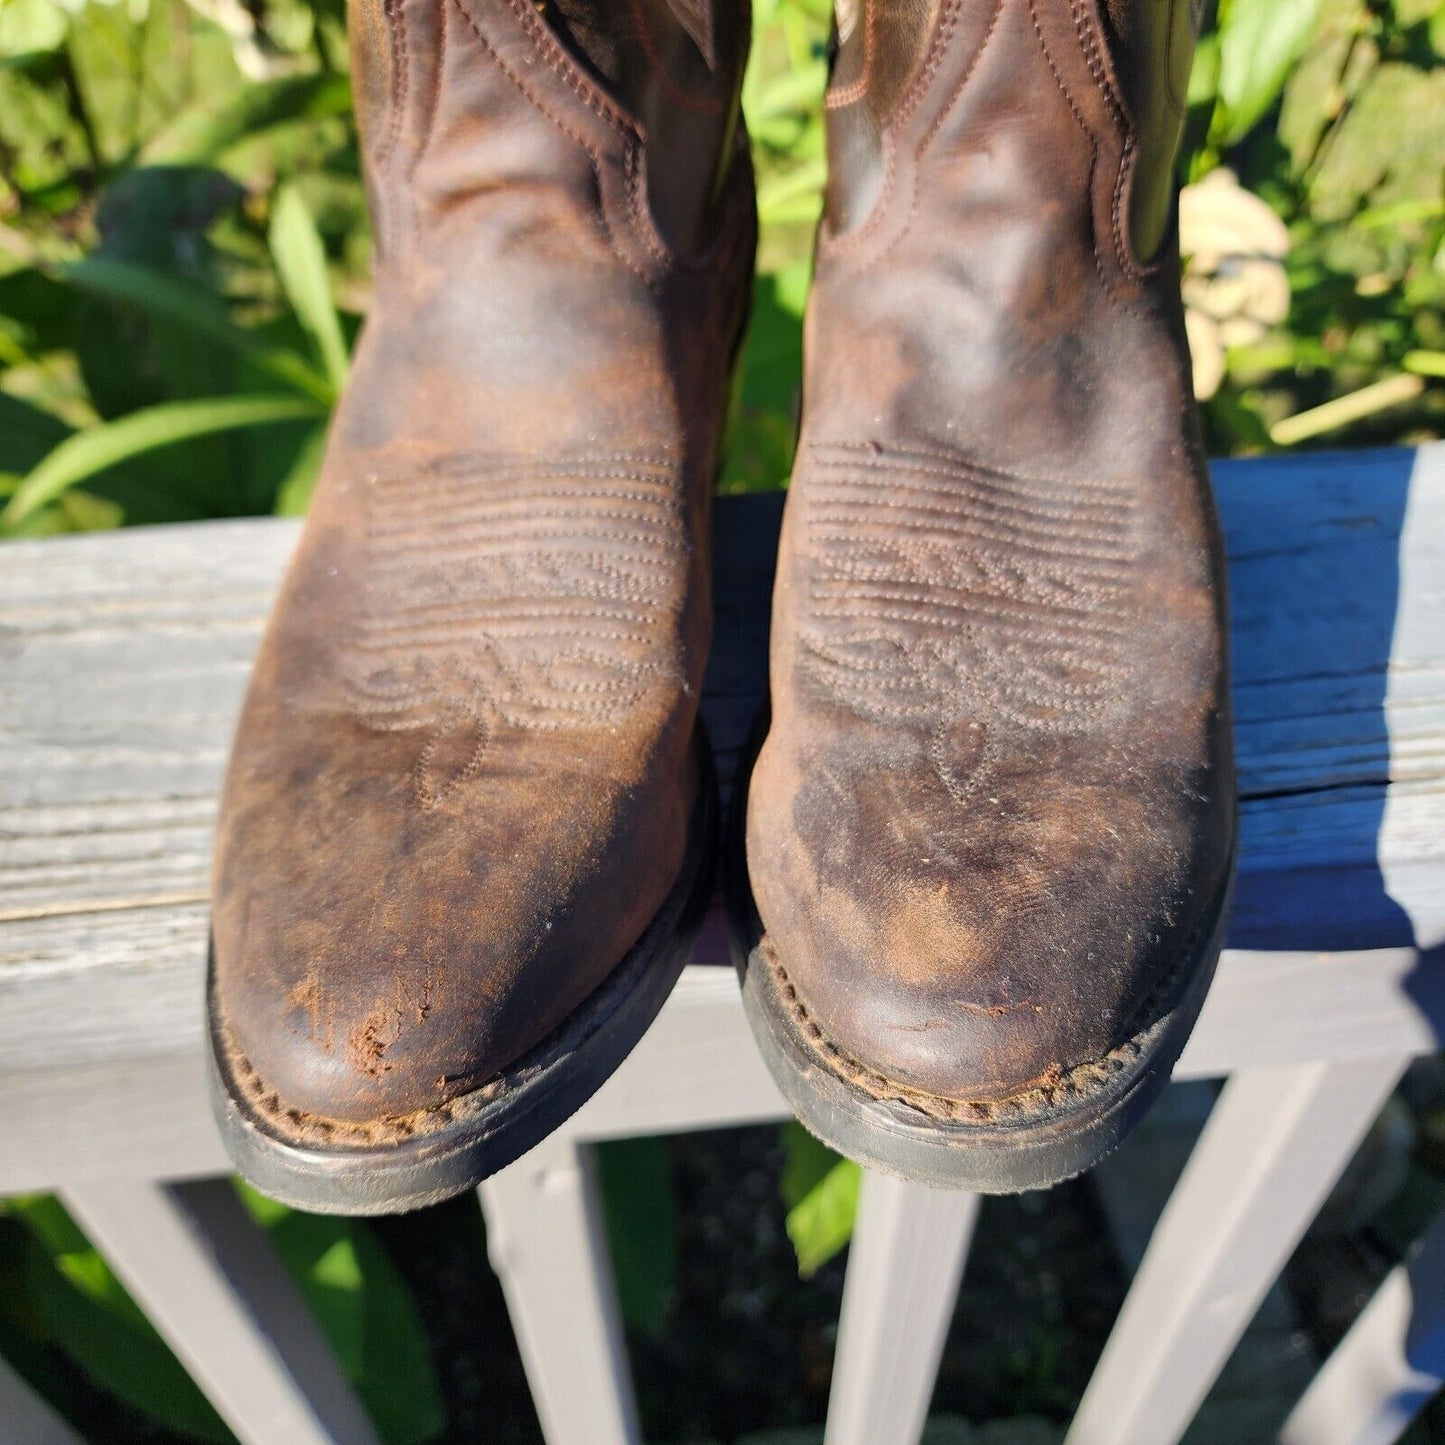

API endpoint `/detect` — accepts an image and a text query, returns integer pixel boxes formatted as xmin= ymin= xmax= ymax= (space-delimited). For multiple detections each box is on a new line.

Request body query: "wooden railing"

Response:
xmin=2 ymin=444 xmax=1443 ymax=1445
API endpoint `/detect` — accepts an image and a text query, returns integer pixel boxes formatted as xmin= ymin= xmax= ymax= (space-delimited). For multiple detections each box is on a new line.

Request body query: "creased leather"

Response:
xmin=748 ymin=0 xmax=1234 ymax=1104
xmin=210 ymin=0 xmax=754 ymax=1127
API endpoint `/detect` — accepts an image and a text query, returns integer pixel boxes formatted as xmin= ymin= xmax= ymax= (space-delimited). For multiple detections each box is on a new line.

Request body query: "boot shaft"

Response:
xmin=825 ymin=0 xmax=1201 ymax=260
xmin=347 ymin=0 xmax=750 ymax=266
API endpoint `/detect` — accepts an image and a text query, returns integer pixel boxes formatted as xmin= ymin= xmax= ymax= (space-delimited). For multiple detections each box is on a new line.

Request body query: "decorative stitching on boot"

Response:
xmin=796 ymin=441 xmax=1141 ymax=732
xmin=825 ymin=0 xmax=875 ymax=109
xmin=445 ymin=0 xmax=661 ymax=291
xmin=344 ymin=452 xmax=688 ymax=743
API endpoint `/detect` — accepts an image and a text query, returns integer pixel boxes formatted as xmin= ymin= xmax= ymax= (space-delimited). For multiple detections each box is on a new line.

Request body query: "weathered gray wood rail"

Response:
xmin=2 ymin=444 xmax=1444 ymax=1445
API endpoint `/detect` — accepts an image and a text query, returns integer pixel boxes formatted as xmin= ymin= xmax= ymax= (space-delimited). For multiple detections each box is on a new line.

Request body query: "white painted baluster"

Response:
xmin=1066 ymin=1053 xmax=1408 ymax=1445
xmin=479 ymin=1136 xmax=640 ymax=1445
xmin=61 ymin=1178 xmax=379 ymax=1445
xmin=0 ymin=1353 xmax=84 ymax=1445
xmin=1281 ymin=1204 xmax=1445 ymax=1445
xmin=824 ymin=1172 xmax=981 ymax=1445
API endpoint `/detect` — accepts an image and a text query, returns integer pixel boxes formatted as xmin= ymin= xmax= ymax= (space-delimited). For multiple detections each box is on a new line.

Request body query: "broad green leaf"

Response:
xmin=142 ymin=72 xmax=352 ymax=166
xmin=8 ymin=1197 xmax=234 ymax=1443
xmin=233 ymin=1185 xmax=444 ymax=1445
xmin=0 ymin=0 xmax=69 ymax=60
xmin=780 ymin=1122 xmax=861 ymax=1278
xmin=64 ymin=257 xmax=334 ymax=402
xmin=1217 ymin=0 xmax=1324 ymax=142
xmin=353 ymin=1224 xmax=447 ymax=1445
xmin=269 ymin=184 xmax=350 ymax=392
xmin=2 ymin=392 xmax=324 ymax=526
xmin=273 ymin=419 xmax=330 ymax=515
xmin=596 ymin=1136 xmax=678 ymax=1338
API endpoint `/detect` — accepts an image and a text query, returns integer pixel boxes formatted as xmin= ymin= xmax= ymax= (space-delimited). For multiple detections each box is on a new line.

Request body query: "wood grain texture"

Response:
xmin=0 ymin=446 xmax=1442 ymax=1116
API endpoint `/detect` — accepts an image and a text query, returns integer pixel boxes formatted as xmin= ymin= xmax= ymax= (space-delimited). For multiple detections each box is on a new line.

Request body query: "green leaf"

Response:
xmin=780 ymin=1122 xmax=861 ymax=1278
xmin=233 ymin=1186 xmax=444 ymax=1445
xmin=142 ymin=72 xmax=353 ymax=166
xmin=273 ymin=420 xmax=330 ymax=514
xmin=2 ymin=393 xmax=324 ymax=527
xmin=8 ymin=1197 xmax=233 ymax=1443
xmin=1217 ymin=0 xmax=1324 ymax=142
xmin=269 ymin=184 xmax=350 ymax=393
xmin=0 ymin=0 xmax=69 ymax=60
xmin=64 ymin=257 xmax=334 ymax=402
xmin=353 ymin=1224 xmax=447 ymax=1445
xmin=596 ymin=1137 xmax=678 ymax=1338
xmin=0 ymin=391 xmax=70 ymax=475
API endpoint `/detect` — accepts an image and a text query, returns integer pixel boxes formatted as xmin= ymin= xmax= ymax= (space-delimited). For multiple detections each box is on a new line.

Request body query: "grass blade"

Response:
xmin=269 ymin=185 xmax=350 ymax=394
xmin=2 ymin=393 xmax=325 ymax=527
xmin=63 ymin=258 xmax=335 ymax=403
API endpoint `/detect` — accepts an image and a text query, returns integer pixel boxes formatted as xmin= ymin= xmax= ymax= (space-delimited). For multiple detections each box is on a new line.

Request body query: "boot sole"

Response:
xmin=727 ymin=724 xmax=1236 ymax=1194
xmin=208 ymin=732 xmax=716 ymax=1216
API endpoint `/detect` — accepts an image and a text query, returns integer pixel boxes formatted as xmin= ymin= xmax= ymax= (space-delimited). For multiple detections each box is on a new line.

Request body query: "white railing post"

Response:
xmin=479 ymin=1135 xmax=641 ymax=1445
xmin=0 ymin=1353 xmax=85 ymax=1445
xmin=824 ymin=1172 xmax=981 ymax=1445
xmin=61 ymin=1178 xmax=379 ymax=1445
xmin=1281 ymin=1203 xmax=1445 ymax=1445
xmin=1066 ymin=1053 xmax=1409 ymax=1445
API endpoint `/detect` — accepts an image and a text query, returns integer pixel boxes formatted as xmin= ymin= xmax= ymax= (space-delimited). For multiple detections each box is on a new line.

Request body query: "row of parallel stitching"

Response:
xmin=379 ymin=0 xmax=411 ymax=166
xmin=500 ymin=0 xmax=726 ymax=286
xmin=368 ymin=0 xmax=412 ymax=259
xmin=1023 ymin=0 xmax=1133 ymax=304
xmin=499 ymin=0 xmax=634 ymax=137
xmin=1065 ymin=0 xmax=1156 ymax=284
xmin=825 ymin=0 xmax=875 ymax=110
xmin=402 ymin=0 xmax=449 ymax=254
xmin=627 ymin=119 xmax=758 ymax=287
xmin=818 ymin=0 xmax=1000 ymax=276
xmin=445 ymin=0 xmax=662 ymax=293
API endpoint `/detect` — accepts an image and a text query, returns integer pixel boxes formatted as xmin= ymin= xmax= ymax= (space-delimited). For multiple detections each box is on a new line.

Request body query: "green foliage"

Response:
xmin=0 ymin=0 xmax=1440 ymax=1430
xmin=1216 ymin=0 xmax=1325 ymax=142
xmin=1189 ymin=0 xmax=1445 ymax=448
xmin=0 ymin=0 xmax=364 ymax=537
xmin=595 ymin=1137 xmax=679 ymax=1337
xmin=780 ymin=1122 xmax=861 ymax=1278
xmin=1 ymin=1195 xmax=233 ymax=1442
xmin=269 ymin=182 xmax=351 ymax=393
xmin=0 ymin=1187 xmax=446 ymax=1445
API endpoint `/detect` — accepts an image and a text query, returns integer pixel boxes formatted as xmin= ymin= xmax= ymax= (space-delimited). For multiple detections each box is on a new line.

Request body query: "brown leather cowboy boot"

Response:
xmin=733 ymin=0 xmax=1236 ymax=1191
xmin=209 ymin=0 xmax=754 ymax=1213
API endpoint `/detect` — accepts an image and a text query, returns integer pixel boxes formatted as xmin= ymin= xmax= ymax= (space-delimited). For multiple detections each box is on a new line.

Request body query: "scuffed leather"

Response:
xmin=747 ymin=0 xmax=1234 ymax=1104
xmin=211 ymin=0 xmax=754 ymax=1127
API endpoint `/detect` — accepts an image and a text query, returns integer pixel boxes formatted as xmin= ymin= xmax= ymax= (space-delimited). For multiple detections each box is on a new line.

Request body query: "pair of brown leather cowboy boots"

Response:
xmin=208 ymin=0 xmax=1236 ymax=1212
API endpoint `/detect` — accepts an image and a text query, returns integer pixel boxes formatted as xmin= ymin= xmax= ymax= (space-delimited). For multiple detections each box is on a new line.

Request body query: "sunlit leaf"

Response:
xmin=269 ymin=184 xmax=350 ymax=392
xmin=780 ymin=1122 xmax=860 ymax=1278
xmin=3 ymin=392 xmax=324 ymax=526
xmin=1217 ymin=0 xmax=1323 ymax=142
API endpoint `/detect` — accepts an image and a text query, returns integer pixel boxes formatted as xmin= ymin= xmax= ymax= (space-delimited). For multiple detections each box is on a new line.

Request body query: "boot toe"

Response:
xmin=212 ymin=713 xmax=687 ymax=1129
xmin=747 ymin=724 xmax=1229 ymax=1106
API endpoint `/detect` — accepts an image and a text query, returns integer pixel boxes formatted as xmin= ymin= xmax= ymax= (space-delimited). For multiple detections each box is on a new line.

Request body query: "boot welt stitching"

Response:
xmin=757 ymin=901 xmax=1211 ymax=1125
